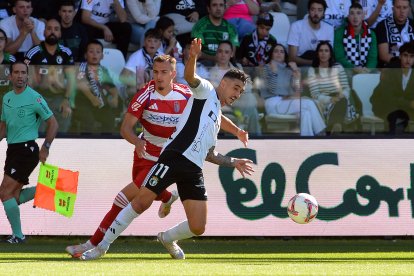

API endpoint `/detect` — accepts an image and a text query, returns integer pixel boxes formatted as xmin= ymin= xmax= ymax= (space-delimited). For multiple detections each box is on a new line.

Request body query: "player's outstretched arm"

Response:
xmin=205 ymin=147 xmax=254 ymax=178
xmin=184 ymin=38 xmax=202 ymax=88
xmin=220 ymin=115 xmax=248 ymax=147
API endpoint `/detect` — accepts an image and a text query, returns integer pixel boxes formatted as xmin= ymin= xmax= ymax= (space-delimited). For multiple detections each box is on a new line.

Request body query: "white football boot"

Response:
xmin=157 ymin=231 xmax=185 ymax=259
xmin=158 ymin=190 xmax=179 ymax=218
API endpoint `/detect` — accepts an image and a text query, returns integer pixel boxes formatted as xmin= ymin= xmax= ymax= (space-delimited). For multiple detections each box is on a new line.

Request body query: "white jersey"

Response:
xmin=323 ymin=0 xmax=351 ymax=28
xmin=0 ymin=16 xmax=45 ymax=53
xmin=81 ymin=0 xmax=125 ymax=24
xmin=360 ymin=0 xmax=393 ymax=28
xmin=162 ymin=78 xmax=221 ymax=169
xmin=287 ymin=15 xmax=334 ymax=56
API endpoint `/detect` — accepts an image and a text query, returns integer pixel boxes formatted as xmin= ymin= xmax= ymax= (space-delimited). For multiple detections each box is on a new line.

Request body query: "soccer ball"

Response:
xmin=287 ymin=193 xmax=318 ymax=224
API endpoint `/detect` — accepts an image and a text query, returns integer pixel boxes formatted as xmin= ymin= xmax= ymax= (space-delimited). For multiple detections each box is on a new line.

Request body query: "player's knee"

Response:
xmin=189 ymin=223 xmax=205 ymax=236
xmin=130 ymin=197 xmax=152 ymax=214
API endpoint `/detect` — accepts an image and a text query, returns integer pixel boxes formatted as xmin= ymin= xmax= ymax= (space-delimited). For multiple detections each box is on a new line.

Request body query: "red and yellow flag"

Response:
xmin=34 ymin=163 xmax=79 ymax=218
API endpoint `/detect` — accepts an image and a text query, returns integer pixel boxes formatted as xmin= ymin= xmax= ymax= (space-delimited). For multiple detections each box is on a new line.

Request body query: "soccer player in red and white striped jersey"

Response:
xmin=65 ymin=54 xmax=248 ymax=258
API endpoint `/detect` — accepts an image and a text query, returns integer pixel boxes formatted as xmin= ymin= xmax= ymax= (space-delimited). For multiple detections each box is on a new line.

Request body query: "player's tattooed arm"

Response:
xmin=205 ymin=146 xmax=234 ymax=167
xmin=187 ymin=76 xmax=201 ymax=88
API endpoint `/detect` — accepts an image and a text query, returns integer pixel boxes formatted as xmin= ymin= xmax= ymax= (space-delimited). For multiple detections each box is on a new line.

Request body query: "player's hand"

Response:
xmin=169 ymin=36 xmax=177 ymax=48
xmin=233 ymin=158 xmax=254 ymax=178
xmin=189 ymin=38 xmax=202 ymax=58
xmin=135 ymin=139 xmax=147 ymax=159
xmin=39 ymin=146 xmax=49 ymax=163
xmin=236 ymin=129 xmax=249 ymax=147
xmin=103 ymin=26 xmax=114 ymax=42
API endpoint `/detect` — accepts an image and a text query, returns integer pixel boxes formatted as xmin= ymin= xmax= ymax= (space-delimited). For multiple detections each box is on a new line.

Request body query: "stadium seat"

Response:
xmin=352 ymin=73 xmax=384 ymax=135
xmin=101 ymin=48 xmax=127 ymax=105
xmin=265 ymin=113 xmax=298 ymax=133
xmin=269 ymin=12 xmax=291 ymax=48
xmin=101 ymin=48 xmax=126 ymax=77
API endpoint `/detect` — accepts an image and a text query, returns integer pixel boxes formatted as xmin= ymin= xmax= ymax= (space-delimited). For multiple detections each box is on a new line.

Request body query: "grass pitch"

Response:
xmin=0 ymin=237 xmax=413 ymax=275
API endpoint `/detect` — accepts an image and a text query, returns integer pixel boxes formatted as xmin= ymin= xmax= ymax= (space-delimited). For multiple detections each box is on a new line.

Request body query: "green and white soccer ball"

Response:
xmin=287 ymin=193 xmax=318 ymax=224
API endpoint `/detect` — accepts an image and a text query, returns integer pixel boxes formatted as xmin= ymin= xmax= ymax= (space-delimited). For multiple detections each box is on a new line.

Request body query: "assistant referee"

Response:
xmin=0 ymin=61 xmax=58 ymax=243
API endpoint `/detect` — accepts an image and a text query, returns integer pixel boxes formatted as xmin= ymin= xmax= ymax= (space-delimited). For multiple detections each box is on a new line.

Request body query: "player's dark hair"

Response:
xmin=393 ymin=0 xmax=410 ymax=5
xmin=86 ymin=39 xmax=103 ymax=51
xmin=308 ymin=0 xmax=327 ymax=11
xmin=223 ymin=68 xmax=249 ymax=85
xmin=10 ymin=60 xmax=29 ymax=73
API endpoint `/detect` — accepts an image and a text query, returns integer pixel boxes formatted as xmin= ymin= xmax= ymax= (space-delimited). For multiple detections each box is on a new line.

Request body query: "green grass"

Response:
xmin=0 ymin=237 xmax=413 ymax=275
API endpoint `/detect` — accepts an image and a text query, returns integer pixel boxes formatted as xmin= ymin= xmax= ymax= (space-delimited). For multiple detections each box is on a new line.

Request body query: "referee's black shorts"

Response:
xmin=143 ymin=150 xmax=207 ymax=201
xmin=4 ymin=140 xmax=39 ymax=185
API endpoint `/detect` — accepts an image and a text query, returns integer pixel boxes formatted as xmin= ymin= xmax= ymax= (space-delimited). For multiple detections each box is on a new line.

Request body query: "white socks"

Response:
xmin=99 ymin=203 xmax=139 ymax=250
xmin=163 ymin=220 xmax=196 ymax=243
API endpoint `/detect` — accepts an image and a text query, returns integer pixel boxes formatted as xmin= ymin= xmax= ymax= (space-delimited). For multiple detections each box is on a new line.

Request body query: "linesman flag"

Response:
xmin=34 ymin=163 xmax=79 ymax=218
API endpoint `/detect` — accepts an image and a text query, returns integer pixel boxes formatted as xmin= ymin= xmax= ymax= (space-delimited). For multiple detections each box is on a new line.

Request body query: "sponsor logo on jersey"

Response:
xmin=149 ymin=103 xmax=158 ymax=110
xmin=147 ymin=113 xmax=179 ymax=125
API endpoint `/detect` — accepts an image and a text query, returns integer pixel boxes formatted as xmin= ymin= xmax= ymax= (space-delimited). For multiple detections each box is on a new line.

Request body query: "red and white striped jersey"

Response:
xmin=127 ymin=80 xmax=192 ymax=161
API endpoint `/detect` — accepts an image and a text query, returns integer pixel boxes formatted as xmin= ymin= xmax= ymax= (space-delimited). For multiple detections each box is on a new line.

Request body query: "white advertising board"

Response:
xmin=0 ymin=138 xmax=413 ymax=236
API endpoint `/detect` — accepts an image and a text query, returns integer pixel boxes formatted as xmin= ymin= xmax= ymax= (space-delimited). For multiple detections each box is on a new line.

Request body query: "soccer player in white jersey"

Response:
xmin=80 ymin=40 xmax=254 ymax=260
xmin=66 ymin=54 xmax=248 ymax=258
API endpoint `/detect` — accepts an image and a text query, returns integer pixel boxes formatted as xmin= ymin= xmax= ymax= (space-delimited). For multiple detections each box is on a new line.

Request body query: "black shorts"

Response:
xmin=4 ymin=140 xmax=39 ymax=185
xmin=143 ymin=150 xmax=207 ymax=201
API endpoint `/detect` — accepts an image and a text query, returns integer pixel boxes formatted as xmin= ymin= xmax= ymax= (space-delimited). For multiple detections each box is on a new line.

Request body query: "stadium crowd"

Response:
xmin=0 ymin=0 xmax=414 ymax=136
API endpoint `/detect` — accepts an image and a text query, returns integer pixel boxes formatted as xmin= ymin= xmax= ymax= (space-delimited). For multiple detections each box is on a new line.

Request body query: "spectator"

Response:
xmin=74 ymin=40 xmax=120 ymax=133
xmin=209 ymin=40 xmax=262 ymax=134
xmin=59 ymin=0 xmax=89 ymax=62
xmin=223 ymin=0 xmax=260 ymax=40
xmin=175 ymin=35 xmax=210 ymax=85
xmin=0 ymin=28 xmax=16 ymax=114
xmin=159 ymin=0 xmax=204 ymax=35
xmin=192 ymin=0 xmax=239 ymax=65
xmin=24 ymin=19 xmax=75 ymax=133
xmin=360 ymin=0 xmax=393 ymax=28
xmin=307 ymin=41 xmax=358 ymax=133
xmin=237 ymin=12 xmax=277 ymax=67
xmin=126 ymin=0 xmax=160 ymax=47
xmin=261 ymin=44 xmax=326 ymax=136
xmin=0 ymin=0 xmax=45 ymax=60
xmin=371 ymin=42 xmax=414 ymax=134
xmin=323 ymin=0 xmax=351 ymax=28
xmin=287 ymin=0 xmax=334 ymax=66
xmin=334 ymin=2 xmax=378 ymax=72
xmin=375 ymin=0 xmax=414 ymax=66
xmin=155 ymin=16 xmax=180 ymax=60
xmin=81 ymin=0 xmax=132 ymax=58
xmin=120 ymin=28 xmax=162 ymax=97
